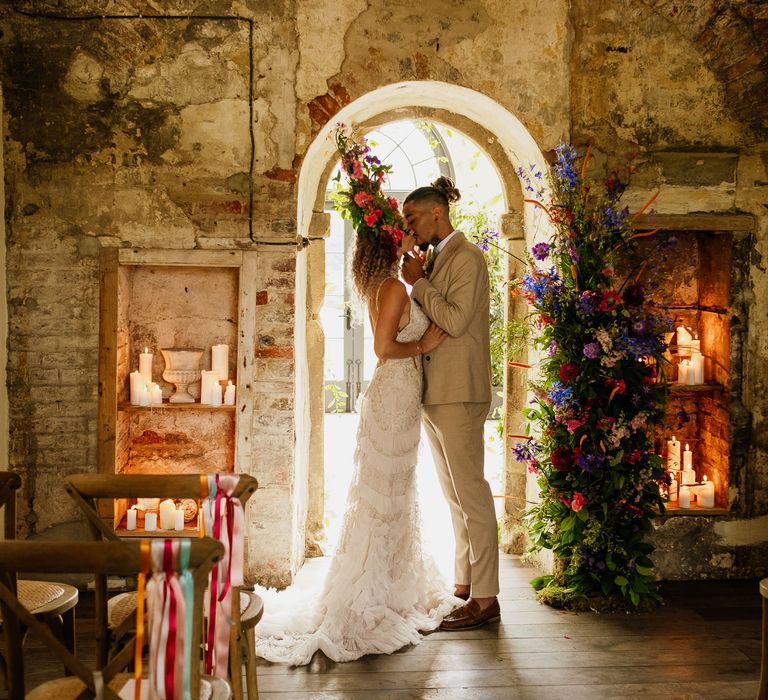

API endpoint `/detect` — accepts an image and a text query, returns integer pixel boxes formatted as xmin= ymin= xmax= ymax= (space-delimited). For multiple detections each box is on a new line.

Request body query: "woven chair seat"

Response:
xmin=0 ymin=579 xmax=77 ymax=623
xmin=28 ymin=672 xmax=231 ymax=700
xmin=108 ymin=590 xmax=256 ymax=629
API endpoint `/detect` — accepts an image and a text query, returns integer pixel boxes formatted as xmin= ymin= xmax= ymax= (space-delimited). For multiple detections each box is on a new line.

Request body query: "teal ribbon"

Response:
xmin=179 ymin=539 xmax=193 ymax=700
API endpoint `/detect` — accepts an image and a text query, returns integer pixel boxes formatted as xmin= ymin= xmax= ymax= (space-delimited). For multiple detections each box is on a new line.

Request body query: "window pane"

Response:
xmin=319 ymin=297 xmax=345 ymax=339
xmin=324 ymin=338 xmax=345 ymax=381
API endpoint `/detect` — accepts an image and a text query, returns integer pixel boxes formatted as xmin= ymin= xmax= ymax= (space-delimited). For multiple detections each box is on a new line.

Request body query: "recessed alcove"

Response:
xmin=628 ymin=214 xmax=753 ymax=517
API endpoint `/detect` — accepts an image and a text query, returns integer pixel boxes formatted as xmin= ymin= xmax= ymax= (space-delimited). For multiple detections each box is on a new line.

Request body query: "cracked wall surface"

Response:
xmin=2 ymin=0 xmax=767 ymax=584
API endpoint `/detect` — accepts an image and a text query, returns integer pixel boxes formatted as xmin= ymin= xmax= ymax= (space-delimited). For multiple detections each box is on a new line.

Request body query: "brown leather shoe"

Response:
xmin=440 ymin=598 xmax=501 ymax=631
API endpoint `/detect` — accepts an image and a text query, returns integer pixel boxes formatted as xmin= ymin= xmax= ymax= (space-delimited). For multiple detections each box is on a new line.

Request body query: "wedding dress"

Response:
xmin=255 ymin=299 xmax=458 ymax=665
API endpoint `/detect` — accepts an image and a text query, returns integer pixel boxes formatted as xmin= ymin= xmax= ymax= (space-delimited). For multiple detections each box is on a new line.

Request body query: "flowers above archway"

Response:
xmin=516 ymin=145 xmax=673 ymax=608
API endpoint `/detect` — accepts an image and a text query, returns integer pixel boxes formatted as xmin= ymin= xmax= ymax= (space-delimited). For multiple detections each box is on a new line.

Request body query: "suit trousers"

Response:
xmin=422 ymin=401 xmax=500 ymax=598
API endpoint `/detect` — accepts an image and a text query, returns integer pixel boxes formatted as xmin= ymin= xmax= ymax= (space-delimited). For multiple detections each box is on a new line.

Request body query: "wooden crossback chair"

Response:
xmin=0 ymin=538 xmax=224 ymax=700
xmin=64 ymin=473 xmax=262 ymax=700
xmin=0 ymin=472 xmax=79 ymax=684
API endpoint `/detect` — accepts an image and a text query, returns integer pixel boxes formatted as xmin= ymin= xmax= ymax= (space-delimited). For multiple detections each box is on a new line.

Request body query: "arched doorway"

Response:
xmin=296 ymin=81 xmax=552 ymax=571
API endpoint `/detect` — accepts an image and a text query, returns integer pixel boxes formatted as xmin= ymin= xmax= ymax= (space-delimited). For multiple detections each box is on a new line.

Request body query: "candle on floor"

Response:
xmin=174 ymin=508 xmax=185 ymax=531
xmin=679 ymin=485 xmax=691 ymax=508
xmin=224 ymin=380 xmax=236 ymax=406
xmin=126 ymin=506 xmax=137 ymax=531
xmin=139 ymin=347 xmax=153 ymax=384
xmin=159 ymin=499 xmax=176 ymax=530
xmin=144 ymin=512 xmax=157 ymax=531
xmin=677 ymin=325 xmax=692 ymax=357
xmin=698 ymin=475 xmax=715 ymax=508
xmin=666 ymin=436 xmax=681 ymax=471
xmin=211 ymin=344 xmax=229 ymax=381
xmin=130 ymin=370 xmax=144 ymax=405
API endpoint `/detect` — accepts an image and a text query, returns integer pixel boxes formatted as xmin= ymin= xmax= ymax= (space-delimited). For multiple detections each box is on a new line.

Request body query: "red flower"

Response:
xmin=571 ymin=492 xmax=587 ymax=512
xmin=598 ymin=290 xmax=621 ymax=312
xmin=354 ymin=191 xmax=374 ymax=207
xmin=350 ymin=160 xmax=364 ymax=180
xmin=559 ymin=362 xmax=581 ymax=383
xmin=388 ymin=196 xmax=399 ymax=211
xmin=550 ymin=446 xmax=574 ymax=472
xmin=363 ymin=209 xmax=383 ymax=227
xmin=607 ymin=378 xmax=626 ymax=394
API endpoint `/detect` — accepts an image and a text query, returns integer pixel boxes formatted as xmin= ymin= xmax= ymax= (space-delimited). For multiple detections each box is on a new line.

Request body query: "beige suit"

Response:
xmin=411 ymin=232 xmax=499 ymax=597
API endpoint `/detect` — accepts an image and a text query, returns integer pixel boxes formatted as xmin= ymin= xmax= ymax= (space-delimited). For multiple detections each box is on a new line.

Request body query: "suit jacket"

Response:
xmin=411 ymin=231 xmax=492 ymax=405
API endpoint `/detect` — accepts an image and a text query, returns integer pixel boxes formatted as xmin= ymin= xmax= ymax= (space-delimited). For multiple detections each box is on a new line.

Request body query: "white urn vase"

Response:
xmin=161 ymin=348 xmax=203 ymax=403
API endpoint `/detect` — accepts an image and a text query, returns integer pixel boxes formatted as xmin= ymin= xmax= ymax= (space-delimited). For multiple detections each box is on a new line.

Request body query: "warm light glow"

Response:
xmin=685 ymin=443 xmax=689 ymax=450
xmin=144 ymin=347 xmax=148 ymax=353
xmin=703 ymin=475 xmax=708 ymax=483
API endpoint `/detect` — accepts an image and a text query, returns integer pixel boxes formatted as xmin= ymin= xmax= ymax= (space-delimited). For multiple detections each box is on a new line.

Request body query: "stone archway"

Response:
xmin=295 ymin=80 xmax=552 ymax=565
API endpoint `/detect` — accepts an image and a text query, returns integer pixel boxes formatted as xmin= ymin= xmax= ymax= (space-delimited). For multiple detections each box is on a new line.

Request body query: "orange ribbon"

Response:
xmin=135 ymin=539 xmax=151 ymax=700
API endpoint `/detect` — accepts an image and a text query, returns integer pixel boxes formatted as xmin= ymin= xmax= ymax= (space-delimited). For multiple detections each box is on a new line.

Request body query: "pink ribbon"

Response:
xmin=204 ymin=475 xmax=245 ymax=679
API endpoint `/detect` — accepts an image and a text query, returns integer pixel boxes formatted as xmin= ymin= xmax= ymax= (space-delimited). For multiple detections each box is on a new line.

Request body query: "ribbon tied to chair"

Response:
xmin=140 ymin=539 xmax=195 ymax=700
xmin=201 ymin=474 xmax=245 ymax=678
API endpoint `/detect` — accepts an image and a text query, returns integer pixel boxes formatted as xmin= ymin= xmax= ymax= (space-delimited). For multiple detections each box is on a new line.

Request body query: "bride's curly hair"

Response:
xmin=351 ymin=231 xmax=399 ymax=305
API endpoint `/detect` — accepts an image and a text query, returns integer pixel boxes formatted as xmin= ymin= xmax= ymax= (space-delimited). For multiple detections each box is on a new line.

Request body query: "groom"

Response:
xmin=401 ymin=186 xmax=500 ymax=630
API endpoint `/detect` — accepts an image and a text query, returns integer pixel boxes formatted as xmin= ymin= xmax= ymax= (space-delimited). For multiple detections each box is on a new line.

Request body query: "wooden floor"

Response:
xmin=5 ymin=553 xmax=762 ymax=700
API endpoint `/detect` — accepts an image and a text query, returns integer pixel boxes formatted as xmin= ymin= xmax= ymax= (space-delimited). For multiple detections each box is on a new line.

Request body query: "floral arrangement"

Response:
xmin=515 ymin=144 xmax=673 ymax=607
xmin=330 ymin=125 xmax=407 ymax=262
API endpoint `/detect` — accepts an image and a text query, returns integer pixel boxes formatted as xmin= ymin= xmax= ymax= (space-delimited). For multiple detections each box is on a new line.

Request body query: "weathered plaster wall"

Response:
xmin=2 ymin=0 xmax=767 ymax=584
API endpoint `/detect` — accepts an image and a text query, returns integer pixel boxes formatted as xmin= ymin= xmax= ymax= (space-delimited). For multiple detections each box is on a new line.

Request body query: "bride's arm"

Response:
xmin=373 ymin=279 xmax=446 ymax=360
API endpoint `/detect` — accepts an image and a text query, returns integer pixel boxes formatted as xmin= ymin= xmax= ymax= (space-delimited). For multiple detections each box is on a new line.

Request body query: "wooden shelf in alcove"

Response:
xmin=668 ymin=383 xmax=724 ymax=393
xmin=657 ymin=505 xmax=730 ymax=516
xmin=117 ymin=402 xmax=235 ymax=412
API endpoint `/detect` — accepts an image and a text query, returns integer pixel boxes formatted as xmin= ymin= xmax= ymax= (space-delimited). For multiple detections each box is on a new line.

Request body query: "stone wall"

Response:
xmin=2 ymin=0 xmax=767 ymax=583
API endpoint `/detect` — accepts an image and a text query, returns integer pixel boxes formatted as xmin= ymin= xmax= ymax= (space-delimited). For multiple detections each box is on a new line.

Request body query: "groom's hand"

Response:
xmin=401 ymin=251 xmax=426 ymax=286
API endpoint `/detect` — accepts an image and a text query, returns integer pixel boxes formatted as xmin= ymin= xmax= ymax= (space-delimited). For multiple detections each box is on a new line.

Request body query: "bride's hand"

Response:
xmin=419 ymin=323 xmax=448 ymax=353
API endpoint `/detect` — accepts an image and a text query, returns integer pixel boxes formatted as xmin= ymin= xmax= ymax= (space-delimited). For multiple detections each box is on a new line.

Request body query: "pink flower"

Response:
xmin=388 ymin=196 xmax=399 ymax=211
xmin=377 ymin=170 xmax=386 ymax=184
xmin=571 ymin=492 xmax=587 ymax=512
xmin=565 ymin=419 xmax=582 ymax=433
xmin=350 ymin=161 xmax=364 ymax=180
xmin=354 ymin=191 xmax=374 ymax=207
xmin=364 ymin=209 xmax=383 ymax=226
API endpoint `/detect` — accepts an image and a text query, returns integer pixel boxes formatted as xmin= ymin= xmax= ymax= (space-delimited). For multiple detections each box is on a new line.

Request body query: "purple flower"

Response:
xmin=583 ymin=342 xmax=601 ymax=359
xmin=547 ymin=340 xmax=558 ymax=357
xmin=531 ymin=242 xmax=551 ymax=261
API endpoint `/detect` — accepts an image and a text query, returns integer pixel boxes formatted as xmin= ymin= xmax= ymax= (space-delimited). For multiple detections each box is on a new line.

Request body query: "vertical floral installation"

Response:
xmin=516 ymin=145 xmax=673 ymax=607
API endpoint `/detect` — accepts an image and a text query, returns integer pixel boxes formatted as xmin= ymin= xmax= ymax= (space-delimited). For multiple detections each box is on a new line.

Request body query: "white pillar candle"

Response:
xmin=126 ymin=506 xmax=137 ymax=531
xmin=149 ymin=383 xmax=163 ymax=406
xmin=224 ymin=380 xmax=236 ymax=406
xmin=175 ymin=508 xmax=185 ymax=531
xmin=690 ymin=335 xmax=701 ymax=354
xmin=698 ymin=476 xmax=715 ymax=508
xmin=139 ymin=347 xmax=153 ymax=383
xmin=677 ymin=325 xmax=692 ymax=357
xmin=678 ymin=360 xmax=690 ymax=384
xmin=200 ymin=370 xmax=218 ymax=404
xmin=210 ymin=382 xmax=223 ymax=407
xmin=211 ymin=344 xmax=229 ymax=381
xmin=138 ymin=383 xmax=150 ymax=407
xmin=144 ymin=512 xmax=157 ymax=531
xmin=130 ymin=371 xmax=144 ymax=405
xmin=669 ymin=473 xmax=678 ymax=502
xmin=690 ymin=351 xmax=704 ymax=385
xmin=683 ymin=443 xmax=693 ymax=470
xmin=667 ymin=436 xmax=681 ymax=471
xmin=682 ymin=468 xmax=697 ymax=485
xmin=679 ymin=485 xmax=691 ymax=508
xmin=159 ymin=499 xmax=176 ymax=530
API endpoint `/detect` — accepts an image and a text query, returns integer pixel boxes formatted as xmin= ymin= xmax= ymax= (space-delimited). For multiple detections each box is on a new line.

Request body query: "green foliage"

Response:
xmin=324 ymin=384 xmax=348 ymax=414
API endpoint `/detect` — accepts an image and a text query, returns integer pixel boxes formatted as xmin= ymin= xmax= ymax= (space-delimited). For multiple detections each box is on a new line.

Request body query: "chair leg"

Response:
xmin=244 ymin=628 xmax=258 ymax=700
xmin=759 ymin=593 xmax=768 ymax=700
xmin=62 ymin=609 xmax=76 ymax=676
xmin=229 ymin=624 xmax=244 ymax=700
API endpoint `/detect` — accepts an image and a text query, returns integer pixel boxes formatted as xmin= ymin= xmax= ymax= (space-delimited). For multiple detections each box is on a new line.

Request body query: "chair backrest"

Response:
xmin=0 ymin=471 xmax=22 ymax=540
xmin=0 ymin=538 xmax=224 ymax=700
xmin=64 ymin=473 xmax=258 ymax=542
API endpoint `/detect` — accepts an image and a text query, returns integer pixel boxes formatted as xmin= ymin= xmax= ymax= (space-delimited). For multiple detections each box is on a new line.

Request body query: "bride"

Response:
xmin=255 ymin=176 xmax=459 ymax=666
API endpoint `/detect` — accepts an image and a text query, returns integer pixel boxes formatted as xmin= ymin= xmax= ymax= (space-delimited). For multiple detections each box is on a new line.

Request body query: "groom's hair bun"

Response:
xmin=404 ymin=176 xmax=461 ymax=209
xmin=430 ymin=176 xmax=461 ymax=205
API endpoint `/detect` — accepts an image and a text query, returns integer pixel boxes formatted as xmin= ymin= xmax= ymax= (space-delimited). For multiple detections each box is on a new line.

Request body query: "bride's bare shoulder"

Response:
xmin=376 ymin=278 xmax=407 ymax=307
